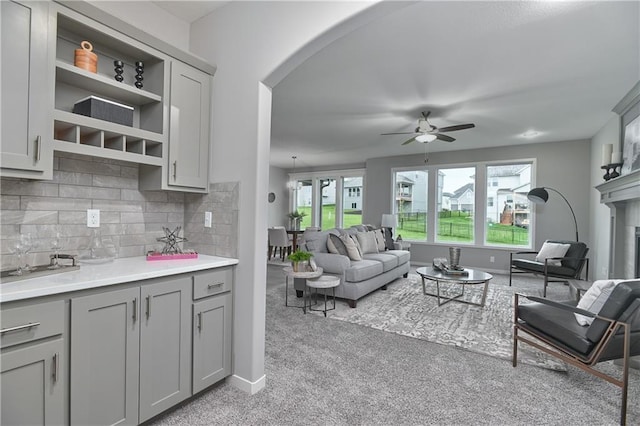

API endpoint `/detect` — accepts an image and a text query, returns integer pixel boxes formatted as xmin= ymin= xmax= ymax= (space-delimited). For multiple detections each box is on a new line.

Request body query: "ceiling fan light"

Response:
xmin=416 ymin=134 xmax=437 ymax=143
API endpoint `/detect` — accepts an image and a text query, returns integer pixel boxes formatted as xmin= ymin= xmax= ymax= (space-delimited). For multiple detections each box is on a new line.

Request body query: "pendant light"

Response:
xmin=287 ymin=156 xmax=298 ymax=190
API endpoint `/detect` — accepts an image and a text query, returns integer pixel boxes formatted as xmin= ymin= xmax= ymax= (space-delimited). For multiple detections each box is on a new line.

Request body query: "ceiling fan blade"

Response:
xmin=381 ymin=132 xmax=417 ymax=135
xmin=421 ymin=111 xmax=431 ymax=120
xmin=435 ymin=133 xmax=456 ymax=142
xmin=401 ymin=137 xmax=417 ymax=145
xmin=437 ymin=123 xmax=475 ymax=132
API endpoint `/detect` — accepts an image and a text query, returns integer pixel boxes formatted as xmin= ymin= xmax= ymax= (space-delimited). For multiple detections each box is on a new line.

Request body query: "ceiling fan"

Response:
xmin=381 ymin=111 xmax=475 ymax=145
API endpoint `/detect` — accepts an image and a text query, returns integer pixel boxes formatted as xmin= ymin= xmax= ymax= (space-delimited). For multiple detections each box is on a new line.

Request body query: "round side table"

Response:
xmin=283 ymin=266 xmax=323 ymax=314
xmin=306 ymin=275 xmax=341 ymax=317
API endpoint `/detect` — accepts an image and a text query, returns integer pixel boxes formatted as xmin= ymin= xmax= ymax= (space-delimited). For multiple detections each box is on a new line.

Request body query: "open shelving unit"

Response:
xmin=53 ymin=9 xmax=168 ymax=165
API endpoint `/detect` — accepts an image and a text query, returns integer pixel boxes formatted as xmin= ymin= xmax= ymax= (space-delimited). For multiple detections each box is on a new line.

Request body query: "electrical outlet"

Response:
xmin=87 ymin=209 xmax=100 ymax=228
xmin=204 ymin=211 xmax=212 ymax=228
xmin=489 ymin=256 xmax=495 ymax=263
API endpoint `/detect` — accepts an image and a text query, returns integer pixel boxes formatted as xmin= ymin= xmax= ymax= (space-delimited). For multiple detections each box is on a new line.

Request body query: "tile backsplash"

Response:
xmin=0 ymin=152 xmax=238 ymax=271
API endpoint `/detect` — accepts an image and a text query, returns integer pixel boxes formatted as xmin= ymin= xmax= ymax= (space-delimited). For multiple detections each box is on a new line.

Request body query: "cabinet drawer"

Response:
xmin=193 ymin=267 xmax=232 ymax=300
xmin=1 ymin=300 xmax=65 ymax=349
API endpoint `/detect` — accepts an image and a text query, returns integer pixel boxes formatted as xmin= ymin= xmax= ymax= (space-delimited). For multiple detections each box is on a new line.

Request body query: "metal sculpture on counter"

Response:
xmin=157 ymin=226 xmax=187 ymax=254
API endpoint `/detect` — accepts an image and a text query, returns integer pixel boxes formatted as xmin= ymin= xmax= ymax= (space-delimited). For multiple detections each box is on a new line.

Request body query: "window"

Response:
xmin=293 ymin=179 xmax=312 ymax=229
xmin=485 ymin=163 xmax=532 ymax=247
xmin=290 ymin=170 xmax=364 ymax=230
xmin=342 ymin=176 xmax=362 ymax=227
xmin=436 ymin=167 xmax=475 ymax=243
xmin=393 ymin=170 xmax=427 ymax=240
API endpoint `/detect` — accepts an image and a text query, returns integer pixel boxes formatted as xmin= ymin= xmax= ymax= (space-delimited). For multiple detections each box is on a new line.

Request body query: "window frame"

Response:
xmin=289 ymin=168 xmax=365 ymax=229
xmin=391 ymin=159 xmax=535 ymax=249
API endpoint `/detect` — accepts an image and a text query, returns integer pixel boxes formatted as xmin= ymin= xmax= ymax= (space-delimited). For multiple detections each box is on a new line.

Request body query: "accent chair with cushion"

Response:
xmin=268 ymin=227 xmax=292 ymax=261
xmin=513 ymin=279 xmax=640 ymax=425
xmin=509 ymin=240 xmax=589 ymax=297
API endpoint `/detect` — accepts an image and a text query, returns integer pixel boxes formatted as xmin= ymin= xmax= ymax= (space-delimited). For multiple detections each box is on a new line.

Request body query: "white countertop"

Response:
xmin=0 ymin=255 xmax=238 ymax=303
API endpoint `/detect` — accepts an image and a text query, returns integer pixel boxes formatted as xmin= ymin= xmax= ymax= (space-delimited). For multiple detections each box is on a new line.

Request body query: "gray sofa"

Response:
xmin=301 ymin=226 xmax=410 ymax=308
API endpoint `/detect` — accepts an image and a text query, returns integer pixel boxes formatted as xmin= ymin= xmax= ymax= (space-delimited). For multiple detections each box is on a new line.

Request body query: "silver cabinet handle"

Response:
xmin=52 ymin=353 xmax=59 ymax=383
xmin=132 ymin=298 xmax=138 ymax=322
xmin=197 ymin=312 xmax=202 ymax=331
xmin=207 ymin=282 xmax=224 ymax=289
xmin=146 ymin=295 xmax=151 ymax=319
xmin=35 ymin=135 xmax=41 ymax=162
xmin=172 ymin=161 xmax=177 ymax=180
xmin=0 ymin=322 xmax=40 ymax=334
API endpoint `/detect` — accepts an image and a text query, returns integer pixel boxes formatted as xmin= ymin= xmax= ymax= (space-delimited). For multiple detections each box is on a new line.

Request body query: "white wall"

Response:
xmin=364 ymin=139 xmax=592 ymax=272
xmin=268 ymin=166 xmax=289 ymax=228
xmin=589 ymin=114 xmax=621 ymax=279
xmin=89 ymin=1 xmax=190 ymax=50
xmin=189 ymin=1 xmax=409 ymax=392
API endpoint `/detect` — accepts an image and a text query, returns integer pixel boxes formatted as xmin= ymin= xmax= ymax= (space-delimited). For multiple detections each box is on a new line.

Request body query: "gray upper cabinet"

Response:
xmin=71 ymin=287 xmax=140 ymax=426
xmin=1 ymin=0 xmax=54 ymax=179
xmin=139 ymin=276 xmax=192 ymax=422
xmin=141 ymin=61 xmax=211 ymax=193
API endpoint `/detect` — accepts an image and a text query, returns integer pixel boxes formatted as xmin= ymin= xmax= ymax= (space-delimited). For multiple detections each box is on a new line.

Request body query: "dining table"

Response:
xmin=286 ymin=229 xmax=303 ymax=251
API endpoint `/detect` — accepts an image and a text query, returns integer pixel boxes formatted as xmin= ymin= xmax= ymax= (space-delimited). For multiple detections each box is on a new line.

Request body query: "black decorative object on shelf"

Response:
xmin=601 ymin=163 xmax=623 ymax=181
xmin=134 ymin=61 xmax=144 ymax=89
xmin=113 ymin=60 xmax=124 ymax=82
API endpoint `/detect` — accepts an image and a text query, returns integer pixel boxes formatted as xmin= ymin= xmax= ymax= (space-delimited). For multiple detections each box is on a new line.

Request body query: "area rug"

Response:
xmin=307 ymin=272 xmax=573 ymax=371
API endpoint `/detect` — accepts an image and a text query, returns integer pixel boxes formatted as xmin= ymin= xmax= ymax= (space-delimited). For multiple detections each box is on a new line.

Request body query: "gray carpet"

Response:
xmin=151 ymin=265 xmax=640 ymax=425
xmin=308 ymin=272 xmax=569 ymax=370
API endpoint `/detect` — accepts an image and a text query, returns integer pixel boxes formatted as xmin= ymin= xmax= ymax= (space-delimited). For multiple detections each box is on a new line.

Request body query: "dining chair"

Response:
xmin=268 ymin=227 xmax=293 ymax=261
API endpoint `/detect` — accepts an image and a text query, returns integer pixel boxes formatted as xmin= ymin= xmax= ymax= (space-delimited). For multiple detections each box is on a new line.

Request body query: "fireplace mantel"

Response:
xmin=596 ymin=169 xmax=640 ymax=204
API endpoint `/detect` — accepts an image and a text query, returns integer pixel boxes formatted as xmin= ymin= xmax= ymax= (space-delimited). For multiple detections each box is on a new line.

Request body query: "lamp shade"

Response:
xmin=381 ymin=214 xmax=397 ymax=228
xmin=527 ymin=187 xmax=549 ymax=204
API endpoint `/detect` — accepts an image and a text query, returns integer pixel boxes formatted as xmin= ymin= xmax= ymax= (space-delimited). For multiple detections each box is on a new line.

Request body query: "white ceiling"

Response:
xmin=151 ymin=0 xmax=230 ymax=23
xmin=152 ymin=1 xmax=639 ymax=170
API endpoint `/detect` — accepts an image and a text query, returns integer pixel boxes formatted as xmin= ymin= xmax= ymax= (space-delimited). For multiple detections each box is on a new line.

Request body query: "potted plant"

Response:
xmin=287 ymin=210 xmax=307 ymax=230
xmin=288 ymin=249 xmax=313 ymax=272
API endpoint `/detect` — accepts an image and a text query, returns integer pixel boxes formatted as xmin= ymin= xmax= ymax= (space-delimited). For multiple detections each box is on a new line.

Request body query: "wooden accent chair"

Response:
xmin=513 ymin=279 xmax=640 ymax=425
xmin=509 ymin=240 xmax=589 ymax=297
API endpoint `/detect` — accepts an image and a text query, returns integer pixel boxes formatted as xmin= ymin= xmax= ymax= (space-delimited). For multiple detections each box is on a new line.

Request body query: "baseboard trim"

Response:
xmin=227 ymin=373 xmax=266 ymax=394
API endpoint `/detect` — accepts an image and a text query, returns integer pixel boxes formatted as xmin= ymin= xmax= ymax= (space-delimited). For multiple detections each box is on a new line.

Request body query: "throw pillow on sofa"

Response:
xmin=340 ymin=234 xmax=362 ymax=261
xmin=356 ymin=231 xmax=379 ymax=254
xmin=535 ymin=241 xmax=571 ymax=266
xmin=373 ymin=229 xmax=386 ymax=251
xmin=327 ymin=233 xmax=349 ymax=256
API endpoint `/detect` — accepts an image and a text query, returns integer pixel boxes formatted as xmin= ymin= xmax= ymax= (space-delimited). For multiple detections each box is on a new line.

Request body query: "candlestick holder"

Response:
xmin=601 ymin=165 xmax=611 ymax=181
xmin=134 ymin=61 xmax=144 ymax=89
xmin=113 ymin=60 xmax=124 ymax=82
xmin=609 ymin=162 xmax=623 ymax=179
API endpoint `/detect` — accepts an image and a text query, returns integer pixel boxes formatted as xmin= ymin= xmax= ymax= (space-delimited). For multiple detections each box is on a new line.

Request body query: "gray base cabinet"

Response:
xmin=193 ymin=293 xmax=232 ymax=394
xmin=139 ymin=276 xmax=192 ymax=422
xmin=70 ymin=287 xmax=140 ymax=426
xmin=70 ymin=276 xmax=192 ymax=425
xmin=1 ymin=300 xmax=66 ymax=426
xmin=1 ymin=339 xmax=64 ymax=426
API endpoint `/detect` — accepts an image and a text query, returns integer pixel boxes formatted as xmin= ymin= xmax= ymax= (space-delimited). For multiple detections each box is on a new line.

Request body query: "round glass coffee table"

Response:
xmin=416 ymin=266 xmax=493 ymax=307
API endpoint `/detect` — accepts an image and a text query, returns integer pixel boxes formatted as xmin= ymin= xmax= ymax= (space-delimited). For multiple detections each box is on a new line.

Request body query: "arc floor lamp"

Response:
xmin=527 ymin=187 xmax=579 ymax=242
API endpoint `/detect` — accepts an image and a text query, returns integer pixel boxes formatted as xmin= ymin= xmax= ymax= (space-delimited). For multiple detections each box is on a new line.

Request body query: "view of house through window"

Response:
xmin=437 ymin=167 xmax=476 ymax=243
xmin=485 ymin=163 xmax=531 ymax=246
xmin=292 ymin=173 xmax=364 ymax=230
xmin=343 ymin=177 xmax=363 ymax=227
xmin=393 ymin=170 xmax=427 ymax=240
xmin=294 ymin=179 xmax=312 ymax=229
